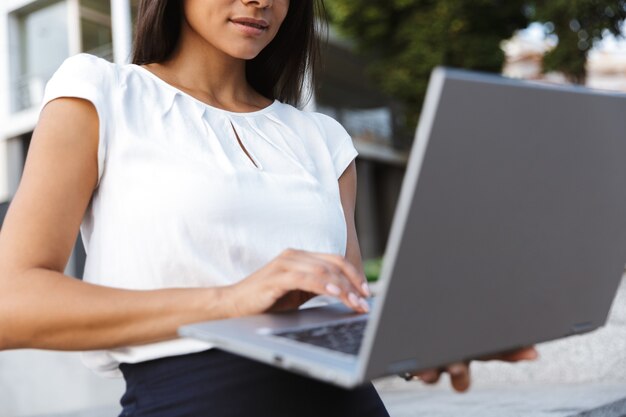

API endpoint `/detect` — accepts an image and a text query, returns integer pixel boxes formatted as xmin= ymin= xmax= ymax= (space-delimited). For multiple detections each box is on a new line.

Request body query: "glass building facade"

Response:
xmin=0 ymin=0 xmax=134 ymax=278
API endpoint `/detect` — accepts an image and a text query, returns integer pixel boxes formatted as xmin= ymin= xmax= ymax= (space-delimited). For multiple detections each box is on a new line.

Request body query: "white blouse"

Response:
xmin=41 ymin=53 xmax=358 ymax=377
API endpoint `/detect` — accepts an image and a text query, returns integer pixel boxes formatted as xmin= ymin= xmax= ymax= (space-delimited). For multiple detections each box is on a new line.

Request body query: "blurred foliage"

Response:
xmin=363 ymin=257 xmax=383 ymax=282
xmin=325 ymin=0 xmax=626 ymax=130
xmin=531 ymin=1 xmax=626 ymax=84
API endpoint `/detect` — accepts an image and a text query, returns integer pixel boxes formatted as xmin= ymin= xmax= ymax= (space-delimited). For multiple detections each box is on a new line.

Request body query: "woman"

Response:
xmin=0 ymin=0 xmax=536 ymax=415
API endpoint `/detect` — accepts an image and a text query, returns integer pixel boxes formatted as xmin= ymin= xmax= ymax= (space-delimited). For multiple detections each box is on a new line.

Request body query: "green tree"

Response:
xmin=326 ymin=0 xmax=529 ymax=132
xmin=326 ymin=0 xmax=625 ymax=132
xmin=531 ymin=1 xmax=626 ymax=84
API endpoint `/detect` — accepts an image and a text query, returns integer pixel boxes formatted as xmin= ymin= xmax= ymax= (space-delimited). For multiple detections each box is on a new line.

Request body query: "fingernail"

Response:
xmin=361 ymin=282 xmax=371 ymax=297
xmin=420 ymin=371 xmax=438 ymax=383
xmin=358 ymin=297 xmax=370 ymax=312
xmin=449 ymin=365 xmax=465 ymax=376
xmin=325 ymin=283 xmax=341 ymax=296
xmin=348 ymin=292 xmax=360 ymax=308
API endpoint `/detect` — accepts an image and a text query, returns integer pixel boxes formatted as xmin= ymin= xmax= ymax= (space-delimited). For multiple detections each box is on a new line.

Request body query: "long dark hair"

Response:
xmin=132 ymin=1 xmax=325 ymax=107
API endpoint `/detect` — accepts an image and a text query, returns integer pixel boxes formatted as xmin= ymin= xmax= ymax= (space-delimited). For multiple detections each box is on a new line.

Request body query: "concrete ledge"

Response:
xmin=40 ymin=406 xmax=119 ymax=417
xmin=375 ymin=382 xmax=626 ymax=417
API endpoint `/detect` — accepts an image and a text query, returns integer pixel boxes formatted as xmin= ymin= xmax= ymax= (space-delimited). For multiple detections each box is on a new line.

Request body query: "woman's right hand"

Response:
xmin=224 ymin=248 xmax=371 ymax=317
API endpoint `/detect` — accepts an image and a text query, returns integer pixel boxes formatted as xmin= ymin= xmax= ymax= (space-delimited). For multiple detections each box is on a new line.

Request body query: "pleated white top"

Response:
xmin=41 ymin=53 xmax=358 ymax=377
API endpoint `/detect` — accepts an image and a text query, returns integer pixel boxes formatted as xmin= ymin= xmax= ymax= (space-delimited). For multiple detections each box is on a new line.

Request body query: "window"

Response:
xmin=12 ymin=1 xmax=69 ymax=112
xmin=80 ymin=0 xmax=112 ymax=60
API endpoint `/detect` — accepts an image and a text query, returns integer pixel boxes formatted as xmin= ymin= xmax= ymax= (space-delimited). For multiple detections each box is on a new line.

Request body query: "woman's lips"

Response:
xmin=230 ymin=18 xmax=269 ymax=37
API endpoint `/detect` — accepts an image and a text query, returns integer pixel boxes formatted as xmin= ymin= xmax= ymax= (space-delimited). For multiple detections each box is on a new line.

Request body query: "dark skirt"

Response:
xmin=118 ymin=349 xmax=390 ymax=417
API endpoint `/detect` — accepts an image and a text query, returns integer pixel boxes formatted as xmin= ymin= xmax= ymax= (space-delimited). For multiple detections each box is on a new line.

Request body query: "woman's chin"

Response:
xmin=226 ymin=45 xmax=266 ymax=61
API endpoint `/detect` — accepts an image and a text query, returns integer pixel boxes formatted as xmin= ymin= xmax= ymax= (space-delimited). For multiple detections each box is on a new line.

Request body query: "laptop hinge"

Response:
xmin=386 ymin=358 xmax=419 ymax=374
xmin=568 ymin=321 xmax=595 ymax=335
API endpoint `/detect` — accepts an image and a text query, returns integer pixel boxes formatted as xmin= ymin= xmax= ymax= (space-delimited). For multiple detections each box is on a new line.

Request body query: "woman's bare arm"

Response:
xmin=0 ymin=98 xmax=232 ymax=351
xmin=338 ymin=161 xmax=368 ymax=287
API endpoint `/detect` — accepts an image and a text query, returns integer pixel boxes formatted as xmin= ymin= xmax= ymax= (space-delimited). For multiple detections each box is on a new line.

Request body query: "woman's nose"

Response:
xmin=241 ymin=0 xmax=273 ymax=9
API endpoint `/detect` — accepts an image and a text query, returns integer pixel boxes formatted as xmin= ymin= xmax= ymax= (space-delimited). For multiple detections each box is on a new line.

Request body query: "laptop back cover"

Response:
xmin=361 ymin=68 xmax=626 ymax=380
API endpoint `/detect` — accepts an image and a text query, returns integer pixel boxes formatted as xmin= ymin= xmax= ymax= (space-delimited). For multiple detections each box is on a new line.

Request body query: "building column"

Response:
xmin=67 ymin=0 xmax=81 ymax=55
xmin=0 ymin=3 xmax=11 ymax=201
xmin=111 ymin=0 xmax=132 ymax=64
xmin=0 ymin=2 xmax=7 ymax=127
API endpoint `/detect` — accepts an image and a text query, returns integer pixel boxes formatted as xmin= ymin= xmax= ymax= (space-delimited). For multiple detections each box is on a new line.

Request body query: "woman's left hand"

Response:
xmin=402 ymin=346 xmax=539 ymax=392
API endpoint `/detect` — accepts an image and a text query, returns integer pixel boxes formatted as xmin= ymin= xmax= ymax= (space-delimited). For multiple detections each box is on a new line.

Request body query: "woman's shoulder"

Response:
xmin=59 ymin=52 xmax=115 ymax=69
xmin=42 ymin=54 xmax=120 ymax=114
xmin=50 ymin=53 xmax=119 ymax=89
xmin=272 ymin=101 xmax=347 ymax=134
xmin=269 ymin=103 xmax=354 ymax=165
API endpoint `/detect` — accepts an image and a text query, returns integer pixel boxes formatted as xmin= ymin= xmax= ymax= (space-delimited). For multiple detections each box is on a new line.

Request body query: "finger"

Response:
xmin=280 ymin=254 xmax=369 ymax=309
xmin=416 ymin=369 xmax=440 ymax=384
xmin=503 ymin=347 xmax=539 ymax=361
xmin=277 ymin=257 xmax=355 ymax=296
xmin=482 ymin=346 xmax=539 ymax=362
xmin=275 ymin=264 xmax=368 ymax=313
xmin=304 ymin=252 xmax=370 ymax=297
xmin=447 ymin=362 xmax=471 ymax=392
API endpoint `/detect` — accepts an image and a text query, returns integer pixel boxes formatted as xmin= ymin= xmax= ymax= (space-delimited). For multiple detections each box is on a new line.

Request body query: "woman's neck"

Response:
xmin=145 ymin=22 xmax=271 ymax=112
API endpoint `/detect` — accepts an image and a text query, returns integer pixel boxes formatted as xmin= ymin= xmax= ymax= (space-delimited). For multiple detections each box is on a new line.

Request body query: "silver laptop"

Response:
xmin=179 ymin=67 xmax=626 ymax=388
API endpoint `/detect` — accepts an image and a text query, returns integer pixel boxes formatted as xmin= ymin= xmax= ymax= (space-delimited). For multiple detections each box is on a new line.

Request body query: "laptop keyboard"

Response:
xmin=274 ymin=319 xmax=367 ymax=355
